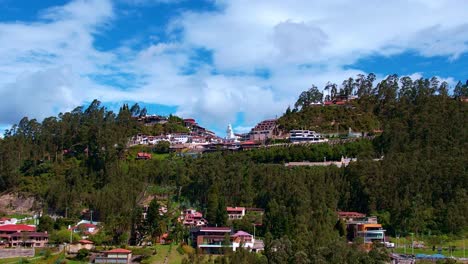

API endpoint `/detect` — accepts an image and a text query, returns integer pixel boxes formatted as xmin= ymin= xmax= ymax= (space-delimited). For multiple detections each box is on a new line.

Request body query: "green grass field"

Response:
xmin=389 ymin=237 xmax=467 ymax=258
xmin=138 ymin=244 xmax=185 ymax=264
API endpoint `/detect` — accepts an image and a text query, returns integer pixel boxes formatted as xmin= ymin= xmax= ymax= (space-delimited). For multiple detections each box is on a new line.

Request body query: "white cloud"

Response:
xmin=177 ymin=0 xmax=468 ymax=70
xmin=1 ymin=0 xmax=467 ymax=132
xmin=0 ymin=0 xmax=119 ymax=125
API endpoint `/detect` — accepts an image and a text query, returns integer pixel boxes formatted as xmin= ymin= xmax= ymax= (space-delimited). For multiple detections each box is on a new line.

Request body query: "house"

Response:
xmin=184 ymin=118 xmax=197 ymax=127
xmin=70 ymin=223 xmax=99 ymax=236
xmin=94 ymin=248 xmax=132 ymax=264
xmin=289 ymin=130 xmax=327 ymax=143
xmin=137 ymin=115 xmax=168 ymax=126
xmin=6 ymin=232 xmax=49 ymax=248
xmin=68 ymin=239 xmax=95 ymax=253
xmin=338 ymin=212 xmax=386 ymax=245
xmin=181 ymin=209 xmax=208 ymax=227
xmin=227 ymin=207 xmax=246 ymax=220
xmin=0 ymin=226 xmax=48 ymax=248
xmin=192 ymin=227 xmax=263 ymax=254
xmin=170 ymin=134 xmax=190 ymax=144
xmin=240 ymin=141 xmax=260 ymax=150
xmin=194 ymin=227 xmax=232 ymax=254
xmin=191 ymin=136 xmax=207 ymax=144
xmin=337 ymin=211 xmax=366 ymax=221
xmin=136 ymin=152 xmax=152 ymax=160
xmin=232 ymin=231 xmax=254 ymax=251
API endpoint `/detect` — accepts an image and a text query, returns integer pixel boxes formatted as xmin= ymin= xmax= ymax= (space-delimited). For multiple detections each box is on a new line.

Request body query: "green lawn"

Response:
xmin=389 ymin=237 xmax=468 ymax=258
xmin=1 ymin=214 xmax=31 ymax=220
xmin=393 ymin=247 xmax=466 ymax=258
xmin=139 ymin=244 xmax=185 ymax=264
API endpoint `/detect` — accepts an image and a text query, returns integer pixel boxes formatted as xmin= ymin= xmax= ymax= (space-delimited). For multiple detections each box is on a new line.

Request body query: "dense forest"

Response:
xmin=0 ymin=74 xmax=467 ymax=263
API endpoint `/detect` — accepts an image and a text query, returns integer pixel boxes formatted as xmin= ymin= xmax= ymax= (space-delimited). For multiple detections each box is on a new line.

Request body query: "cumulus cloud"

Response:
xmin=0 ymin=0 xmax=119 ymax=125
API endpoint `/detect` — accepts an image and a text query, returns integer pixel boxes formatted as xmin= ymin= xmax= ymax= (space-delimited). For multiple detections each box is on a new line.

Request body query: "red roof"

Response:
xmin=107 ymin=248 xmax=131 ymax=254
xmin=241 ymin=141 xmax=257 ymax=145
xmin=0 ymin=224 xmax=36 ymax=232
xmin=200 ymin=227 xmax=231 ymax=232
xmin=0 ymin=217 xmax=11 ymax=221
xmin=337 ymin=211 xmax=366 ymax=218
xmin=227 ymin=207 xmax=245 ymax=212
xmin=79 ymin=239 xmax=94 ymax=244
xmin=81 ymin=223 xmax=97 ymax=228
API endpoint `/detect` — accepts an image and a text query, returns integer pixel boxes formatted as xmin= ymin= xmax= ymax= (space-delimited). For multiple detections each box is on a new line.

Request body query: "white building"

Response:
xmin=232 ymin=231 xmax=254 ymax=251
xmin=290 ymin=130 xmax=328 ymax=143
xmin=227 ymin=207 xmax=246 ymax=220
xmin=170 ymin=134 xmax=190 ymax=144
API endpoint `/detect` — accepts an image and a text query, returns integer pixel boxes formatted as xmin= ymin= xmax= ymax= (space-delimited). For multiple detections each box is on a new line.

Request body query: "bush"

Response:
xmin=176 ymin=245 xmax=185 ymax=255
xmin=76 ymin=248 xmax=89 ymax=261
xmin=181 ymin=244 xmax=195 ymax=255
xmin=131 ymin=247 xmax=154 ymax=257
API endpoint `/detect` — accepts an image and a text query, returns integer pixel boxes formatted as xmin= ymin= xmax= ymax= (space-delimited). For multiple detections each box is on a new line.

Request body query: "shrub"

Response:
xmin=182 ymin=245 xmax=195 ymax=255
xmin=76 ymin=248 xmax=89 ymax=261
xmin=176 ymin=245 xmax=185 ymax=255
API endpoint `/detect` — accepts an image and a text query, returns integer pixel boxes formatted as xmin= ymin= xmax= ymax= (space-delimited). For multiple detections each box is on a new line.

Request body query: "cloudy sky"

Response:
xmin=1 ymin=0 xmax=467 ymax=135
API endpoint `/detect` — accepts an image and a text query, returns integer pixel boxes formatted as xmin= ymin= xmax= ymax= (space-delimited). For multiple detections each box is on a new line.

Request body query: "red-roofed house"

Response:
xmin=181 ymin=209 xmax=208 ymax=227
xmin=227 ymin=207 xmax=246 ymax=220
xmin=240 ymin=141 xmax=260 ymax=150
xmin=191 ymin=227 xmax=263 ymax=254
xmin=136 ymin=152 xmax=152 ymax=160
xmin=95 ymin=248 xmax=132 ymax=263
xmin=70 ymin=223 xmax=99 ymax=235
xmin=337 ymin=211 xmax=366 ymax=221
xmin=232 ymin=230 xmax=254 ymax=251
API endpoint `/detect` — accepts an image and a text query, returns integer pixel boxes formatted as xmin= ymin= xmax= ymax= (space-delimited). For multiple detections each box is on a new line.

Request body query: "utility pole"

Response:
xmin=253 ymin=224 xmax=256 ymax=241
xmin=69 ymin=225 xmax=72 ymax=244
xmin=410 ymin=233 xmax=414 ymax=255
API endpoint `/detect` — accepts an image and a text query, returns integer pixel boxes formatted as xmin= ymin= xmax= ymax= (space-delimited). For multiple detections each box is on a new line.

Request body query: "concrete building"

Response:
xmin=249 ymin=119 xmax=278 ymax=141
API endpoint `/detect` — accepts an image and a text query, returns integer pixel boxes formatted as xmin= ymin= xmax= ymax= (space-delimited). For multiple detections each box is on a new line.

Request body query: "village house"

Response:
xmin=94 ymin=248 xmax=132 ymax=264
xmin=191 ymin=227 xmax=263 ymax=254
xmin=137 ymin=115 xmax=168 ymax=126
xmin=0 ymin=225 xmax=48 ymax=248
xmin=136 ymin=152 xmax=152 ymax=160
xmin=170 ymin=133 xmax=190 ymax=144
xmin=338 ymin=212 xmax=386 ymax=245
xmin=68 ymin=239 xmax=95 ymax=254
xmin=226 ymin=207 xmax=246 ymax=220
xmin=70 ymin=223 xmax=99 ymax=236
xmin=181 ymin=209 xmax=208 ymax=227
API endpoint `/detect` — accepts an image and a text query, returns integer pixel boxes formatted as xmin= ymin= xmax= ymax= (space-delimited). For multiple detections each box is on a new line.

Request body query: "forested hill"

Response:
xmin=0 ymin=74 xmax=466 ymax=262
xmin=278 ymin=74 xmax=468 ymax=134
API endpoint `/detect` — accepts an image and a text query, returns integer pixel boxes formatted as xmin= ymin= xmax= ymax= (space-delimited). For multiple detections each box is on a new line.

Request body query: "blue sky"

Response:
xmin=0 ymin=0 xmax=467 ymax=136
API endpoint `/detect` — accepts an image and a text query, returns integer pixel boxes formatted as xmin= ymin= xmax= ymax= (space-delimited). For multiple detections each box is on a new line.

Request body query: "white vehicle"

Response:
xmin=384 ymin=241 xmax=395 ymax=248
